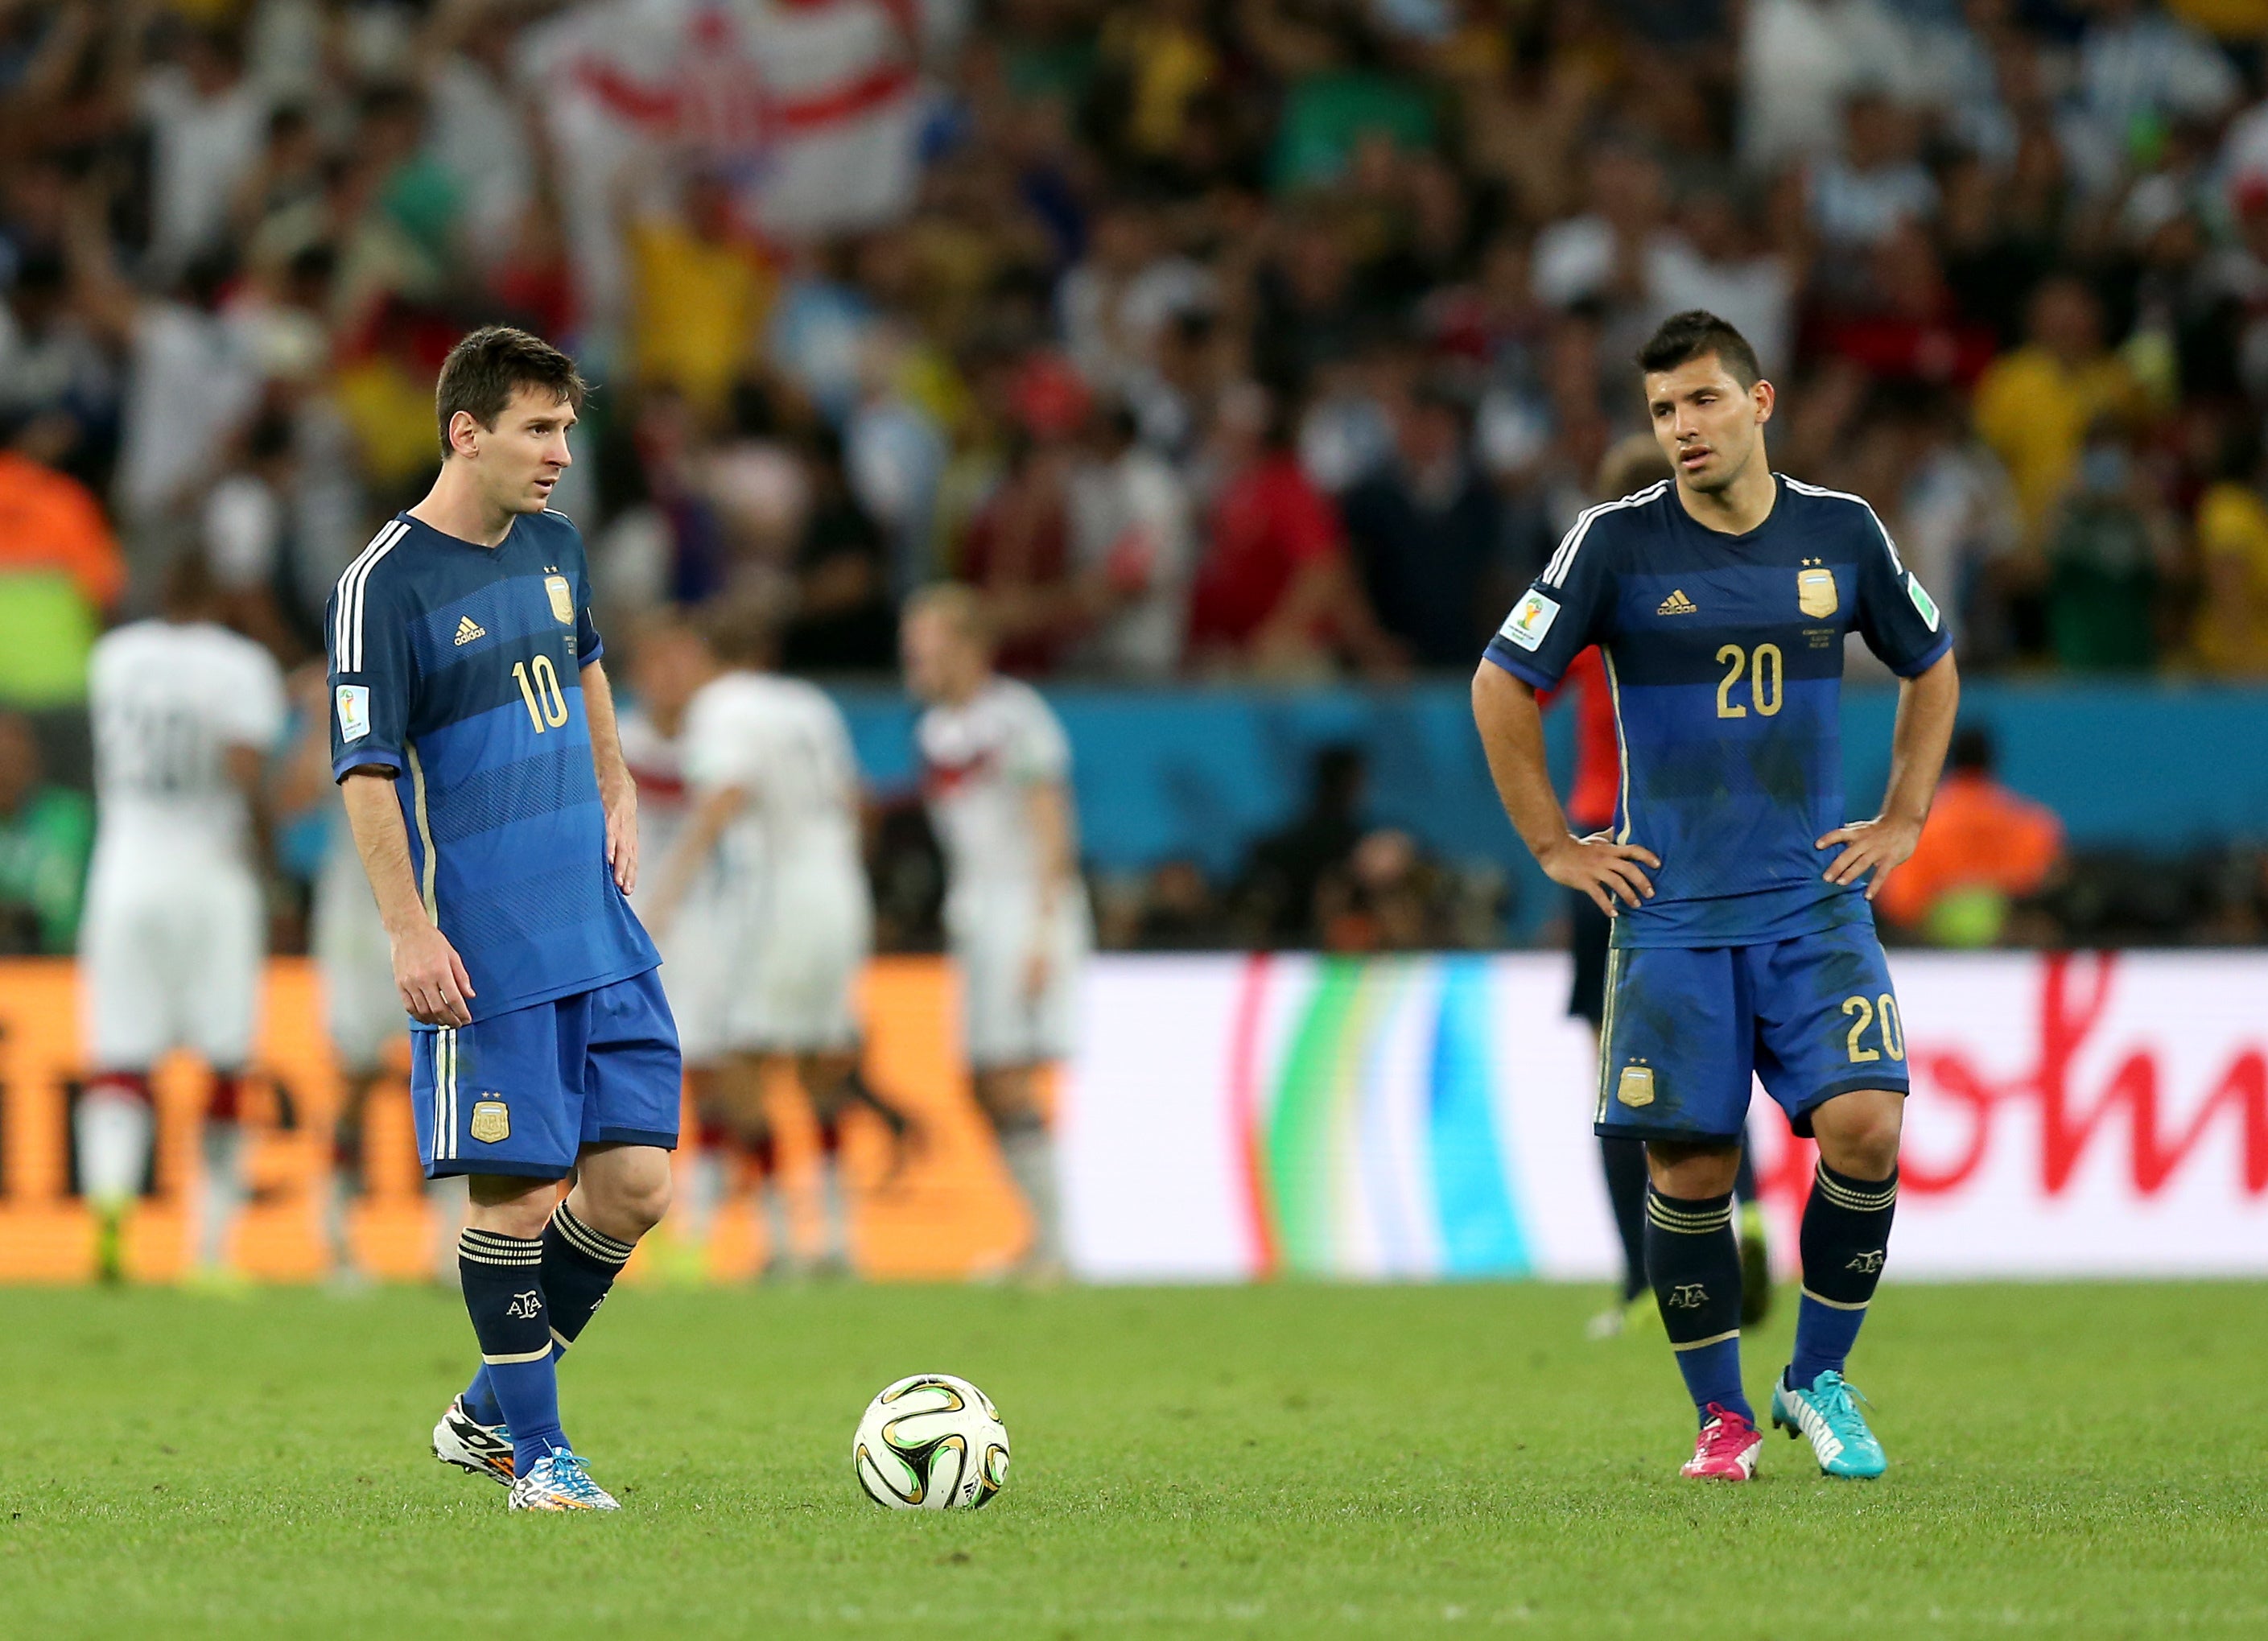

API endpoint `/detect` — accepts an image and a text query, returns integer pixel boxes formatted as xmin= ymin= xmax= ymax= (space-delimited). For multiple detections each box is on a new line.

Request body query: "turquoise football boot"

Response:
xmin=1771 ymin=1368 xmax=1887 ymax=1478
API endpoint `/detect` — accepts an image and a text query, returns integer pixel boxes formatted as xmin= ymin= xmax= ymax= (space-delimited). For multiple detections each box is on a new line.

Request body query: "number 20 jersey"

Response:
xmin=1482 ymin=476 xmax=1952 ymax=949
xmin=324 ymin=509 xmax=658 ymax=1020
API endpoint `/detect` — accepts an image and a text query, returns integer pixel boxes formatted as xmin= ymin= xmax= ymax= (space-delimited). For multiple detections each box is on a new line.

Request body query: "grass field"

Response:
xmin=0 ymin=1280 xmax=2261 ymax=1639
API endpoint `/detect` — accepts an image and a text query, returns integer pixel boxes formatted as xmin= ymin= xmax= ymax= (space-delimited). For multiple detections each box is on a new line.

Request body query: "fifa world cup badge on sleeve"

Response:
xmin=1797 ymin=566 xmax=1838 ymax=618
xmin=470 ymin=1099 xmax=510 ymax=1144
xmin=1907 ymin=574 xmax=1941 ymax=631
xmin=545 ymin=574 xmax=574 ymax=624
xmin=336 ymin=683 xmax=371 ymax=741
xmin=1499 ymin=588 xmax=1561 ymax=651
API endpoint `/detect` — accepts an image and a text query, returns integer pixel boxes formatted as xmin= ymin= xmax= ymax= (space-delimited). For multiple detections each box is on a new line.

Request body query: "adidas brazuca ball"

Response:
xmin=852 ymin=1374 xmax=1010 ymax=1510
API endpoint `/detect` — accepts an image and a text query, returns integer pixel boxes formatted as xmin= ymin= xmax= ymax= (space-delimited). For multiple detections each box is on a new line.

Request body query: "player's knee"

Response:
xmin=587 ymin=1165 xmax=672 ymax=1238
xmin=1815 ymin=1093 xmax=1903 ymax=1180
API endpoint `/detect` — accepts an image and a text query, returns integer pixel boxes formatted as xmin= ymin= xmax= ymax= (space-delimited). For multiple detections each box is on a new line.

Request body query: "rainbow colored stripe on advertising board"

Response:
xmin=1228 ymin=955 xmax=1529 ymax=1280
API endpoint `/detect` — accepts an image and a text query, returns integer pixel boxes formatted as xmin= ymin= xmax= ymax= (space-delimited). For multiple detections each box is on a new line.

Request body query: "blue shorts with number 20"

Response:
xmin=411 ymin=967 xmax=681 ymax=1181
xmin=1593 ymin=922 xmax=1908 ymax=1144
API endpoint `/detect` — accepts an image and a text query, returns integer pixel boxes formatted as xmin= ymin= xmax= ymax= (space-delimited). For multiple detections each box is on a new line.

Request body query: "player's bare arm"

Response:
xmin=340 ymin=768 xmax=476 ymax=1027
xmin=1023 ymin=777 xmax=1076 ymax=999
xmin=643 ymin=783 xmax=746 ymax=934
xmin=581 ymin=656 xmax=638 ymax=894
xmin=1817 ymin=647 xmax=1961 ymax=899
xmin=1471 ymin=662 xmax=1659 ymax=916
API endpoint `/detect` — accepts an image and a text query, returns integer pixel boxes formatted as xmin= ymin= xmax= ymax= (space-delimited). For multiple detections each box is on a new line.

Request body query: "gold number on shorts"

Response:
xmin=1716 ymin=645 xmax=1747 ymax=718
xmin=1715 ymin=643 xmax=1784 ymax=719
xmin=1877 ymin=993 xmax=1904 ymax=1062
xmin=513 ymin=654 xmax=570 ymax=732
xmin=1841 ymin=994 xmax=1882 ymax=1062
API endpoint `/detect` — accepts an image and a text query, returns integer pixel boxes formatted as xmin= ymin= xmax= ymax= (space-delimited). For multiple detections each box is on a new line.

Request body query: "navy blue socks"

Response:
xmin=1644 ymin=1185 xmax=1750 ymax=1423
xmin=457 ymin=1228 xmax=563 ymax=1472
xmin=1789 ymin=1161 xmax=1899 ymax=1388
xmin=541 ymin=1202 xmax=636 ymax=1355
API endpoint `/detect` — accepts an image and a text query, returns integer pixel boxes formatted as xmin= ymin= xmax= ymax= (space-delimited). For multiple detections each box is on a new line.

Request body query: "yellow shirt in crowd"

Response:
xmin=1971 ymin=347 xmax=2145 ymax=534
xmin=2192 ymin=480 xmax=2268 ymax=677
xmin=630 ymin=220 xmax=776 ymax=419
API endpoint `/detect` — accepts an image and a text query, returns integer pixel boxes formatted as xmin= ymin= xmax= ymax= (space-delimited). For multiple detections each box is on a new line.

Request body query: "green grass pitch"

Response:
xmin=0 ymin=1281 xmax=2260 ymax=1639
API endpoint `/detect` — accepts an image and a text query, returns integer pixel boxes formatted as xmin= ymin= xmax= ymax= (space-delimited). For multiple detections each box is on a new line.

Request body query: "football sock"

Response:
xmin=76 ymin=1074 xmax=153 ymax=1208
xmin=814 ymin=1117 xmax=851 ymax=1264
xmin=541 ymin=1202 xmax=636 ymax=1356
xmin=1789 ymin=1161 xmax=1899 ymax=1387
xmin=195 ymin=1120 xmax=247 ymax=1272
xmin=1643 ymin=1185 xmax=1750 ymax=1423
xmin=1732 ymin=1142 xmax=1759 ymax=1205
xmin=1597 ymin=1136 xmax=1649 ymax=1303
xmin=457 ymin=1228 xmax=564 ymax=1469
xmin=843 ymin=1065 xmax=910 ymax=1137
xmin=996 ymin=1113 xmax=1064 ymax=1268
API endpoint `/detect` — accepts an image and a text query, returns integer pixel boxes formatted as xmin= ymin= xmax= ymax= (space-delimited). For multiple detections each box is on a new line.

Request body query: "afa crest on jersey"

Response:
xmin=545 ymin=574 xmax=574 ymax=624
xmin=1797 ymin=567 xmax=1838 ymax=618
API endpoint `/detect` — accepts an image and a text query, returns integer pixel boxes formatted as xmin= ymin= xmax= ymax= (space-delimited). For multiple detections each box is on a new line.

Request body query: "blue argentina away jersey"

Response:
xmin=326 ymin=509 xmax=658 ymax=1019
xmin=1484 ymin=475 xmax=1952 ymax=947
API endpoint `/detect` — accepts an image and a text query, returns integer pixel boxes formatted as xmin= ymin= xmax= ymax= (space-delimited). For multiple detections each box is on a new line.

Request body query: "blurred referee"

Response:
xmin=1557 ymin=436 xmax=1773 ymax=1339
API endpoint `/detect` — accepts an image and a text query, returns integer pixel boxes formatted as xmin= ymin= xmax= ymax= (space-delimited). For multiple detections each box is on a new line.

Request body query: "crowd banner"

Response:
xmin=1059 ymin=951 xmax=2268 ymax=1281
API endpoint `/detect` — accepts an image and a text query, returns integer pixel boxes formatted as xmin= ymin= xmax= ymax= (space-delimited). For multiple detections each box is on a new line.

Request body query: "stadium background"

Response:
xmin=1 ymin=0 xmax=2266 ymax=1284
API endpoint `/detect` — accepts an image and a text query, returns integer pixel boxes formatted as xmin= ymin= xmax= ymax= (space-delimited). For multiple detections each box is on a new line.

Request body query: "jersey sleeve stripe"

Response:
xmin=1781 ymin=477 xmax=1907 ymax=574
xmin=332 ymin=519 xmax=408 ymax=673
xmin=1541 ymin=480 xmax=1668 ymax=588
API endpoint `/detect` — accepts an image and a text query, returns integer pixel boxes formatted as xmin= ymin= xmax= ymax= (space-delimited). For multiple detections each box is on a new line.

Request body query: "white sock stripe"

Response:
xmin=550 ymin=1326 xmax=573 ymax=1350
xmin=1670 ymin=1328 xmax=1741 ymax=1353
xmin=1799 ymin=1286 xmax=1872 ymax=1312
xmin=553 ymin=1206 xmax=634 ymax=1265
xmin=480 ymin=1344 xmax=553 ymax=1365
xmin=1813 ymin=1170 xmax=1898 ymax=1211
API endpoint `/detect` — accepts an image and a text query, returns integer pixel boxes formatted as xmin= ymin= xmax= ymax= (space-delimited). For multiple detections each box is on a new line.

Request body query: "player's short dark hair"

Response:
xmin=435 ymin=326 xmax=586 ymax=459
xmin=1635 ymin=311 xmax=1763 ymax=389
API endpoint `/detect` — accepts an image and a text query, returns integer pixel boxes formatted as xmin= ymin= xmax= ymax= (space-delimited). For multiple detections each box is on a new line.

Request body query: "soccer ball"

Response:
xmin=852 ymin=1373 xmax=1010 ymax=1510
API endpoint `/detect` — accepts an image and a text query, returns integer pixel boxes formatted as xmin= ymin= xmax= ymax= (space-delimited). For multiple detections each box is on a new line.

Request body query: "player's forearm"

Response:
xmin=1029 ymin=781 xmax=1076 ymax=913
xmin=580 ymin=658 xmax=633 ymax=806
xmin=1472 ymin=662 xmax=1576 ymax=860
xmin=340 ymin=769 xmax=431 ymax=936
xmin=647 ymin=786 xmax=744 ymax=925
xmin=1879 ymin=649 xmax=1960 ymax=827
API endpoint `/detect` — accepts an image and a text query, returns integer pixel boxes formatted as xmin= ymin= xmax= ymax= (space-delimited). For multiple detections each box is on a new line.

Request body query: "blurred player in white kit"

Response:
xmin=78 ymin=556 xmax=283 ymax=1284
xmin=276 ymin=670 xmax=463 ymax=1285
xmin=647 ymin=609 xmax=915 ymax=1276
xmin=617 ymin=612 xmax=747 ymax=1275
xmin=903 ymin=585 xmax=1090 ymax=1283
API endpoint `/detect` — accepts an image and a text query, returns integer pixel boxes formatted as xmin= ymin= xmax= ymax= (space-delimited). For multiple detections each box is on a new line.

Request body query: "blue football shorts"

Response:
xmin=410 ymin=967 xmax=682 ymax=1180
xmin=1593 ymin=922 xmax=1909 ymax=1144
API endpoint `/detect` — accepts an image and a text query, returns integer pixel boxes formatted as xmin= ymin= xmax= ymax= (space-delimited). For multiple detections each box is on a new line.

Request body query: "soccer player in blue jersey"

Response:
xmin=1473 ymin=311 xmax=1959 ymax=1481
xmin=328 ymin=327 xmax=677 ymax=1511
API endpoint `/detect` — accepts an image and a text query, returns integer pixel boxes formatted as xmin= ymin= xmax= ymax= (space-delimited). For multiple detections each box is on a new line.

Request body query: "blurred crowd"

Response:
xmin=5 ymin=0 xmax=2268 ymax=952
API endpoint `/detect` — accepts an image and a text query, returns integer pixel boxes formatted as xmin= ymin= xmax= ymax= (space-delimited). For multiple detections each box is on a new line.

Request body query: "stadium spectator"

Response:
xmin=0 ymin=710 xmax=92 ymax=955
xmin=1877 ymin=725 xmax=2064 ymax=947
xmin=0 ymin=427 xmax=126 ymax=705
xmin=1972 ymin=278 xmax=2149 ymax=539
xmin=1338 ymin=381 xmax=1503 ymax=668
xmin=2191 ymin=435 xmax=2268 ymax=675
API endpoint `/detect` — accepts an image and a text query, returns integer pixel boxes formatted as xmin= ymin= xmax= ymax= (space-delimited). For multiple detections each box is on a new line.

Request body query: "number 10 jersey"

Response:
xmin=324 ymin=509 xmax=657 ymax=1021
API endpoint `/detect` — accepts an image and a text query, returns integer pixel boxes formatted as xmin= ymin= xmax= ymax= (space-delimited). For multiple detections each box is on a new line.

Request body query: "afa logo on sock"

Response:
xmin=1845 ymin=1249 xmax=1886 ymax=1273
xmin=1666 ymin=1283 xmax=1709 ymax=1309
xmin=505 ymin=1289 xmax=542 ymax=1320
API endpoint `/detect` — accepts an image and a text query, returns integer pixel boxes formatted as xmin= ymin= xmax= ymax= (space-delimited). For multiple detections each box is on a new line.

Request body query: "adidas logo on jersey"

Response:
xmin=453 ymin=616 xmax=487 ymax=645
xmin=1656 ymin=589 xmax=1698 ymax=616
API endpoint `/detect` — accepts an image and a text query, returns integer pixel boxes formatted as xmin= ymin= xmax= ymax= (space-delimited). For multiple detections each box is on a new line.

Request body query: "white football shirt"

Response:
xmin=89 ymin=619 xmax=285 ymax=870
xmin=917 ymin=677 xmax=1071 ymax=892
xmin=683 ymin=672 xmax=864 ymax=890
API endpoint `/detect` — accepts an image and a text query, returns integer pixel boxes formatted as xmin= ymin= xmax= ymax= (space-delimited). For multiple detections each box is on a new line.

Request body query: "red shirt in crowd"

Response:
xmin=1188 ymin=451 xmax=1342 ymax=648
